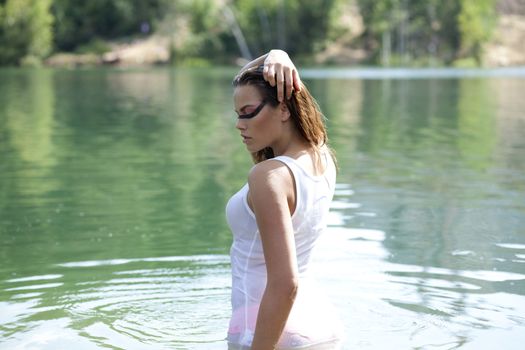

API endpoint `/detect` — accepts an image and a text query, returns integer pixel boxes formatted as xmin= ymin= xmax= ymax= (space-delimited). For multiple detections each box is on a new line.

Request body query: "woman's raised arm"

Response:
xmin=239 ymin=49 xmax=302 ymax=102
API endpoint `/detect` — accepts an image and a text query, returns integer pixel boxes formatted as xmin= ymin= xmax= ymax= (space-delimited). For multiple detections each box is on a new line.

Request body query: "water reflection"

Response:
xmin=309 ymin=74 xmax=525 ymax=348
xmin=1 ymin=67 xmax=525 ymax=349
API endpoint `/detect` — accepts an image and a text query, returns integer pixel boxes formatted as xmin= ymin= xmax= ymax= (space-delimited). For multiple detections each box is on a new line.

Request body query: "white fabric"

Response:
xmin=225 ymin=151 xmax=344 ymax=349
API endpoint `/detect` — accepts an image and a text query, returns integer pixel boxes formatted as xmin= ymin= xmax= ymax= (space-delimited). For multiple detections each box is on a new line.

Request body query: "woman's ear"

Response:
xmin=279 ymin=102 xmax=291 ymax=122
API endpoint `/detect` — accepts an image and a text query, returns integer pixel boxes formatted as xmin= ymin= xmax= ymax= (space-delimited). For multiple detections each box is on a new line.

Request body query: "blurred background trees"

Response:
xmin=358 ymin=0 xmax=496 ymax=65
xmin=228 ymin=0 xmax=340 ymax=59
xmin=0 ymin=0 xmax=519 ymax=67
xmin=52 ymin=0 xmax=167 ymax=52
xmin=0 ymin=0 xmax=53 ymax=65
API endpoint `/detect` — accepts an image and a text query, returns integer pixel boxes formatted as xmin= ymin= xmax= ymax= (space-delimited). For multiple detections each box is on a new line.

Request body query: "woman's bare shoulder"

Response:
xmin=248 ymin=158 xmax=293 ymax=191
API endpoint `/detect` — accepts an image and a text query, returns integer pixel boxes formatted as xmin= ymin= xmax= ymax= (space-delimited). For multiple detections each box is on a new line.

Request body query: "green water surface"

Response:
xmin=1 ymin=67 xmax=524 ymax=349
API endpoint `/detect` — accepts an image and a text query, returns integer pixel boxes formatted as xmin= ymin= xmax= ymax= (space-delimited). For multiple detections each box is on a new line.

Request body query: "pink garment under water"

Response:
xmin=227 ymin=279 xmax=344 ymax=349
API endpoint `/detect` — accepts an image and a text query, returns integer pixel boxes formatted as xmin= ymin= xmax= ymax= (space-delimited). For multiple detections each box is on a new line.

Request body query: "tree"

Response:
xmin=357 ymin=0 xmax=496 ymax=65
xmin=0 ymin=0 xmax=53 ymax=65
xmin=231 ymin=0 xmax=340 ymax=60
xmin=52 ymin=0 xmax=169 ymax=52
xmin=457 ymin=0 xmax=496 ymax=64
xmin=358 ymin=0 xmax=461 ymax=65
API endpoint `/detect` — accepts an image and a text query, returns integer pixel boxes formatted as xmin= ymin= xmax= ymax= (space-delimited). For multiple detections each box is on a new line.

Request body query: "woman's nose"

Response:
xmin=235 ymin=118 xmax=246 ymax=130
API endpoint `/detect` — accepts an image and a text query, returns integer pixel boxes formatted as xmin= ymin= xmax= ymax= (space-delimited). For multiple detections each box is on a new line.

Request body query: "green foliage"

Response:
xmin=458 ymin=0 xmax=496 ymax=63
xmin=231 ymin=0 xmax=340 ymax=59
xmin=52 ymin=0 xmax=169 ymax=52
xmin=173 ymin=0 xmax=226 ymax=62
xmin=286 ymin=0 xmax=340 ymax=56
xmin=358 ymin=0 xmax=461 ymax=64
xmin=0 ymin=0 xmax=502 ymax=67
xmin=357 ymin=0 xmax=496 ymax=65
xmin=0 ymin=0 xmax=53 ymax=65
xmin=74 ymin=39 xmax=111 ymax=55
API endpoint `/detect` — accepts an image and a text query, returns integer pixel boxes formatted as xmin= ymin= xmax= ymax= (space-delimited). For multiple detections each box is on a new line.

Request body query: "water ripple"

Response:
xmin=0 ymin=254 xmax=231 ymax=349
xmin=312 ymin=226 xmax=525 ymax=348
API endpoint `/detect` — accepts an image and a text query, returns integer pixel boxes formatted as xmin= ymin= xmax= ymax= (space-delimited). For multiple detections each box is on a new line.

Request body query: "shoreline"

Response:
xmin=36 ymin=13 xmax=525 ymax=69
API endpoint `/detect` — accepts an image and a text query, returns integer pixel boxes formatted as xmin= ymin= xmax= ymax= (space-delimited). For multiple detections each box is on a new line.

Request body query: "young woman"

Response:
xmin=226 ymin=50 xmax=343 ymax=350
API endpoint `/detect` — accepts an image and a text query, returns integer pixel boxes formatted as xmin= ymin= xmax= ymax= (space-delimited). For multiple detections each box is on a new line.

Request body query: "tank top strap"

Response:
xmin=272 ymin=153 xmax=334 ymax=182
xmin=270 ymin=156 xmax=303 ymax=185
xmin=270 ymin=156 xmax=304 ymax=221
xmin=271 ymin=155 xmax=299 ymax=170
xmin=272 ymin=153 xmax=336 ymax=206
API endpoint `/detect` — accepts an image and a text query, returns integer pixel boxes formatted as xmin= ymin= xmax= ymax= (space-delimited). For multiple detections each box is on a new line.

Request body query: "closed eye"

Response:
xmin=237 ymin=100 xmax=266 ymax=119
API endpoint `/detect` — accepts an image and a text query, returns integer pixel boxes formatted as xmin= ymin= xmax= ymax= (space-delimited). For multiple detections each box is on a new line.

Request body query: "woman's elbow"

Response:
xmin=271 ymin=277 xmax=299 ymax=302
xmin=288 ymin=278 xmax=299 ymax=301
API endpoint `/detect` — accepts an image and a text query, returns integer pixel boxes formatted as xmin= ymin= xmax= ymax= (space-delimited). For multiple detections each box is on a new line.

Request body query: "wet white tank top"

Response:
xmin=225 ymin=151 xmax=343 ymax=348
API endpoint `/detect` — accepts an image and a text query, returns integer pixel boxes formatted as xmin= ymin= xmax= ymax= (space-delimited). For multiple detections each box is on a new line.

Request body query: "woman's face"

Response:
xmin=233 ymin=85 xmax=283 ymax=153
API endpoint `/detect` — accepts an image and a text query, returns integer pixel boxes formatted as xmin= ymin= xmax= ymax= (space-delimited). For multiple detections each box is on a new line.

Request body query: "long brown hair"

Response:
xmin=233 ymin=66 xmax=337 ymax=166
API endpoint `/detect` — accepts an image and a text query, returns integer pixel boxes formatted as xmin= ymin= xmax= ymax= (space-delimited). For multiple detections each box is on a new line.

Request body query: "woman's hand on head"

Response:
xmin=263 ymin=50 xmax=302 ymax=102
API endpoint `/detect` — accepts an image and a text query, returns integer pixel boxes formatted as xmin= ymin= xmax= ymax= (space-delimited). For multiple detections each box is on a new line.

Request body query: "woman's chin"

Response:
xmin=245 ymin=144 xmax=258 ymax=153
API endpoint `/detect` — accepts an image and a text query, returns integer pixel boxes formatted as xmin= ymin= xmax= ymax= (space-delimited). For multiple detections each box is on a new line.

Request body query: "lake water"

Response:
xmin=0 ymin=67 xmax=524 ymax=349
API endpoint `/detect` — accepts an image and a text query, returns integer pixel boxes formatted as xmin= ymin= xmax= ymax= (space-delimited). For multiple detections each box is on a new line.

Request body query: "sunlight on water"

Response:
xmin=317 ymin=193 xmax=525 ymax=349
xmin=301 ymin=66 xmax=525 ymax=79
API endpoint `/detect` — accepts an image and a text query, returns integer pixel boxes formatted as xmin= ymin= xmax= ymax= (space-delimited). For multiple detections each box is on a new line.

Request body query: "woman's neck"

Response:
xmin=271 ymin=133 xmax=311 ymax=158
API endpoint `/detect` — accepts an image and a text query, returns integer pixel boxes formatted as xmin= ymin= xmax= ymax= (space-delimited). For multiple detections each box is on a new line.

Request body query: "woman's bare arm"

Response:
xmin=248 ymin=160 xmax=298 ymax=350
